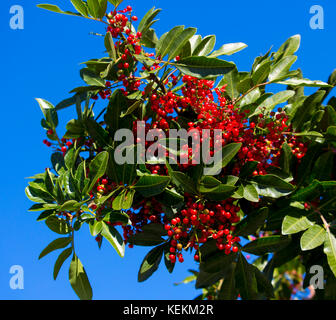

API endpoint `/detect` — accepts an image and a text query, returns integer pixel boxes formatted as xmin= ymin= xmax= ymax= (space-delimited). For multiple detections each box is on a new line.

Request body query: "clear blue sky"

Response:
xmin=0 ymin=0 xmax=335 ymax=300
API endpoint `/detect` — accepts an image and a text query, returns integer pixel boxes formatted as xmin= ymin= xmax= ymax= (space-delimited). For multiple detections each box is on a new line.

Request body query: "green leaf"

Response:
xmin=107 ymin=0 xmax=123 ymax=6
xmin=235 ymin=253 xmax=257 ymax=300
xmin=87 ymin=0 xmax=105 ymax=18
xmin=209 ymin=42 xmax=247 ymax=57
xmin=36 ymin=4 xmax=81 ymax=16
xmin=217 ymin=68 xmax=239 ymax=100
xmin=324 ymin=232 xmax=336 ymax=278
xmin=218 ymin=263 xmax=236 ymax=300
xmin=205 ymin=142 xmax=242 ymax=176
xmin=239 ymin=88 xmax=261 ymax=107
xmin=251 ymin=265 xmax=275 ymax=298
xmin=64 ymin=147 xmax=80 ymax=171
xmin=44 ymin=168 xmax=55 ymax=195
xmin=167 ymin=27 xmax=197 ymax=61
xmin=166 ymin=163 xmax=197 ymax=194
xmin=252 ymin=174 xmax=295 ymax=198
xmin=174 ymin=56 xmax=236 ymax=79
xmin=85 ymin=151 xmax=109 ymax=194
xmin=242 ymin=236 xmax=291 ymax=255
xmin=201 ymin=184 xmax=236 ymax=201
xmin=112 ymin=190 xmax=125 ymax=210
xmin=53 ymin=247 xmax=72 ymax=280
xmin=195 ymin=269 xmax=226 ymax=289
xmin=138 ymin=7 xmax=161 ymax=34
xmin=36 ymin=98 xmax=58 ymax=128
xmin=292 ymin=91 xmax=325 ymax=131
xmin=243 ymin=183 xmax=259 ymax=202
xmin=64 ymin=119 xmax=85 ymax=139
xmin=104 ymin=32 xmax=117 ymax=60
xmin=200 ymin=252 xmax=237 ymax=273
xmin=269 ymin=55 xmax=297 ymax=82
xmin=133 ymin=175 xmax=170 ymax=197
xmin=55 ymin=92 xmax=88 ymax=111
xmin=69 ymin=254 xmax=93 ymax=300
xmin=51 ymin=152 xmax=66 ymax=175
xmin=39 ymin=237 xmax=72 ymax=259
xmin=193 ymin=35 xmax=216 ymax=56
xmin=128 ymin=229 xmax=165 ymax=246
xmin=252 ymin=59 xmax=272 ymax=85
xmin=59 ymin=200 xmax=81 ymax=211
xmin=282 ymin=213 xmax=314 ymax=235
xmin=250 ymin=90 xmax=295 ymax=117
xmin=300 ymin=225 xmax=326 ymax=251
xmin=120 ymin=100 xmax=142 ymax=118
xmin=45 ymin=216 xmax=70 ymax=235
xmin=234 ymin=207 xmax=268 ymax=237
xmin=101 ymin=222 xmax=125 ymax=257
xmin=80 ymin=68 xmax=105 ymax=86
xmin=156 ymin=26 xmax=184 ymax=58
xmin=277 ymin=78 xmax=332 ymax=87
xmin=141 ymin=28 xmax=159 ymax=48
xmin=163 ymin=244 xmax=175 ymax=274
xmin=70 ymin=0 xmax=89 ymax=17
xmin=138 ymin=245 xmax=164 ymax=282
xmin=89 ymin=220 xmax=103 ymax=237
xmin=274 ymin=34 xmax=301 ymax=61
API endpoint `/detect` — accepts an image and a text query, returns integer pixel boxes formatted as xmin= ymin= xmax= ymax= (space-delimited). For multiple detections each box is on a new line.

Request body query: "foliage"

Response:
xmin=26 ymin=0 xmax=336 ymax=300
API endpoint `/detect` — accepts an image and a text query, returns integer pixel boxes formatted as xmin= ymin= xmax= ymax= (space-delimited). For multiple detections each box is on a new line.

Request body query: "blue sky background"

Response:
xmin=0 ymin=0 xmax=335 ymax=300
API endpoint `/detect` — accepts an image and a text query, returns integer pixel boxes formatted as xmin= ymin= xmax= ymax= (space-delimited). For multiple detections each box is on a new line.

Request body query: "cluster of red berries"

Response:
xmin=43 ymin=6 xmax=311 ymax=266
xmin=165 ymin=198 xmax=241 ymax=263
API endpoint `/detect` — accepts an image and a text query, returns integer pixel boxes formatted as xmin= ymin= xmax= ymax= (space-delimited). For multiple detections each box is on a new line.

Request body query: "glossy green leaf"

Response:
xmin=85 ymin=151 xmax=109 ymax=194
xmin=209 ymin=42 xmax=247 ymax=57
xmin=39 ymin=237 xmax=72 ymax=259
xmin=45 ymin=216 xmax=70 ymax=235
xmin=235 ymin=253 xmax=257 ymax=300
xmin=69 ymin=254 xmax=93 ymax=300
xmin=70 ymin=0 xmax=89 ymax=17
xmin=200 ymin=252 xmax=237 ymax=273
xmin=217 ymin=68 xmax=239 ymax=99
xmin=156 ymin=26 xmax=184 ymax=58
xmin=242 ymin=236 xmax=291 ymax=255
xmin=133 ymin=175 xmax=170 ymax=197
xmin=269 ymin=55 xmax=297 ymax=82
xmin=277 ymin=78 xmax=332 ymax=87
xmin=101 ymin=222 xmax=125 ymax=257
xmin=292 ymin=91 xmax=325 ymax=131
xmin=53 ymin=247 xmax=73 ymax=280
xmin=252 ymin=60 xmax=272 ymax=85
xmin=128 ymin=229 xmax=165 ymax=246
xmin=300 ymin=225 xmax=326 ymax=251
xmin=243 ymin=183 xmax=259 ymax=202
xmin=36 ymin=4 xmax=81 ymax=16
xmin=138 ymin=7 xmax=161 ymax=34
xmin=234 ymin=207 xmax=268 ymax=237
xmin=138 ymin=244 xmax=164 ymax=282
xmin=250 ymin=90 xmax=295 ymax=117
xmin=167 ymin=27 xmax=197 ymax=61
xmin=205 ymin=143 xmax=242 ymax=176
xmin=324 ymin=232 xmax=336 ymax=278
xmin=282 ymin=214 xmax=314 ymax=235
xmin=175 ymin=56 xmax=236 ymax=79
xmin=193 ymin=35 xmax=216 ymax=56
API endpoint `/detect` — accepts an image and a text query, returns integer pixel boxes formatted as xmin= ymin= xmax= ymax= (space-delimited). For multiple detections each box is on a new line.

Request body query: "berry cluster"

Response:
xmin=43 ymin=5 xmax=309 ymax=267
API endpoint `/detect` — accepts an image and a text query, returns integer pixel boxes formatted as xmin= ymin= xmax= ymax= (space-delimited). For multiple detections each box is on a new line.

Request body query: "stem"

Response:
xmin=234 ymin=81 xmax=270 ymax=105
